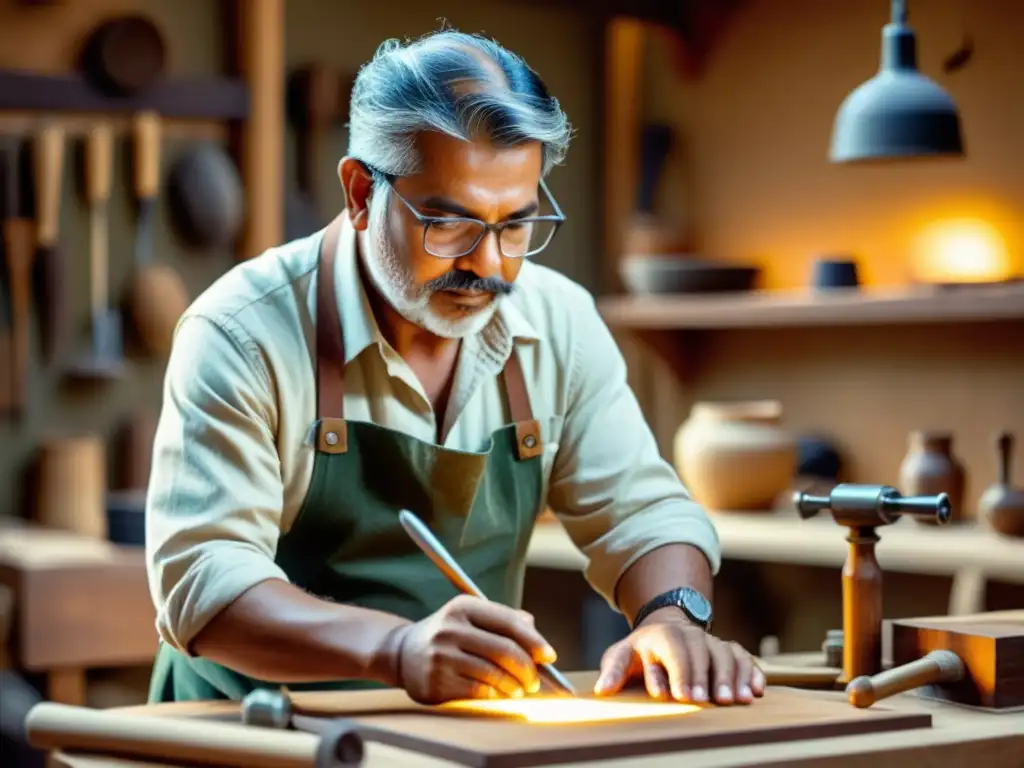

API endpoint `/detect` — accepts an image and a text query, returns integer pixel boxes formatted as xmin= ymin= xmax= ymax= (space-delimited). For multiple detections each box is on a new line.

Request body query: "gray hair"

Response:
xmin=347 ymin=29 xmax=573 ymax=179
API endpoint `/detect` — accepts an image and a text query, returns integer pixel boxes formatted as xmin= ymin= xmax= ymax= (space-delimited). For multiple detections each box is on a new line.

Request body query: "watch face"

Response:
xmin=680 ymin=588 xmax=712 ymax=624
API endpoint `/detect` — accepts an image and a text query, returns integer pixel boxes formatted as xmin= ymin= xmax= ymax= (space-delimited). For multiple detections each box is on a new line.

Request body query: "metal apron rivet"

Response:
xmin=523 ymin=434 xmax=537 ymax=449
xmin=325 ymin=431 xmax=339 ymax=446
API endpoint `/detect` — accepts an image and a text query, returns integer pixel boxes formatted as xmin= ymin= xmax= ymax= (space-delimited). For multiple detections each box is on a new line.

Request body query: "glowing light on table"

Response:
xmin=439 ymin=697 xmax=702 ymax=724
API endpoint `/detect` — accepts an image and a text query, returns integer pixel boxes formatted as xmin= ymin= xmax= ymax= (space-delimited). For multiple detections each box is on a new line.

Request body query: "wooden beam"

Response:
xmin=602 ymin=18 xmax=646 ymax=295
xmin=235 ymin=0 xmax=284 ymax=260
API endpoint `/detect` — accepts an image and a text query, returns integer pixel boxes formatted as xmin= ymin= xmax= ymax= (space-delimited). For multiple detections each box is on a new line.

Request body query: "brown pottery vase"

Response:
xmin=898 ymin=431 xmax=966 ymax=524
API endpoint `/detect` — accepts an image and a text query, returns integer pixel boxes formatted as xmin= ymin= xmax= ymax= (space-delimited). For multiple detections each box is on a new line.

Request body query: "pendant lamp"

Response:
xmin=830 ymin=0 xmax=964 ymax=163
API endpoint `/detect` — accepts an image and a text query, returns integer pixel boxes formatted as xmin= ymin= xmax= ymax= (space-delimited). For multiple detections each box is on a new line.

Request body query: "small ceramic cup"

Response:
xmin=811 ymin=258 xmax=860 ymax=290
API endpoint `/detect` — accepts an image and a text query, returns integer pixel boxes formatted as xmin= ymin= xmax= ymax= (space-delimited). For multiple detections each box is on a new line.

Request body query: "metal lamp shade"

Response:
xmin=830 ymin=1 xmax=964 ymax=163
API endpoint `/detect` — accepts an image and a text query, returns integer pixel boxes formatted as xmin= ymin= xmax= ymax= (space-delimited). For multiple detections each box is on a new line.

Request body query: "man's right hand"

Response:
xmin=392 ymin=595 xmax=558 ymax=704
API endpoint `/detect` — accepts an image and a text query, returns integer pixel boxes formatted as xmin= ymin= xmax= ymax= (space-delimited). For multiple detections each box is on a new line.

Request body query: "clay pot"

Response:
xmin=674 ymin=400 xmax=798 ymax=511
xmin=898 ymin=431 xmax=966 ymax=523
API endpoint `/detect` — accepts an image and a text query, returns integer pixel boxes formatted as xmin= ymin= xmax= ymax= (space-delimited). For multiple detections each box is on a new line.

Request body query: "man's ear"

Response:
xmin=339 ymin=157 xmax=373 ymax=231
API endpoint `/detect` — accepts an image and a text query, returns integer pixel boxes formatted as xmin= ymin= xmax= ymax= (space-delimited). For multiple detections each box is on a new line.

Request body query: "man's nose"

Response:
xmin=454 ymin=229 xmax=503 ymax=278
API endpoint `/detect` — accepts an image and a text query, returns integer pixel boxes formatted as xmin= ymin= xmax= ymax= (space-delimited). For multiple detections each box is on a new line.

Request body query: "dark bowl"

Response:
xmin=620 ymin=256 xmax=760 ymax=295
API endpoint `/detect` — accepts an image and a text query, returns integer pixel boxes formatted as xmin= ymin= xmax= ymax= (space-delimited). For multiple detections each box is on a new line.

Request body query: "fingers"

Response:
xmin=732 ymin=643 xmax=756 ymax=704
xmin=456 ymin=626 xmax=542 ymax=696
xmin=709 ymin=639 xmax=738 ymax=705
xmin=640 ymin=647 xmax=671 ymax=701
xmin=453 ymin=650 xmax=531 ymax=699
xmin=684 ymin=633 xmax=710 ymax=703
xmin=594 ymin=640 xmax=635 ymax=696
xmin=462 ymin=600 xmax=557 ymax=665
xmin=642 ymin=638 xmax=685 ymax=701
xmin=752 ymin=663 xmax=766 ymax=697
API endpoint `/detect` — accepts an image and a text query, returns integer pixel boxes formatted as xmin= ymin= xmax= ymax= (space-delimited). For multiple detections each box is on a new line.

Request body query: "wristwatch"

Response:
xmin=631 ymin=587 xmax=713 ymax=632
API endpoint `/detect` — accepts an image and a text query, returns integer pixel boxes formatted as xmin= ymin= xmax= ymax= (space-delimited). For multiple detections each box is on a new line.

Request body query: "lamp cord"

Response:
xmin=891 ymin=0 xmax=908 ymax=24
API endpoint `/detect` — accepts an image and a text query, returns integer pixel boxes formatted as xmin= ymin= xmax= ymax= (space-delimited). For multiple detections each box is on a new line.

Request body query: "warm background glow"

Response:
xmin=440 ymin=697 xmax=702 ymax=724
xmin=912 ymin=217 xmax=1014 ymax=284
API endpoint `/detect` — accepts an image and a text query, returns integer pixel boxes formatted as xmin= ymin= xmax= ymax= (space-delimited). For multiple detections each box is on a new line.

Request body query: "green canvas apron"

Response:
xmin=147 ymin=218 xmax=546 ymax=703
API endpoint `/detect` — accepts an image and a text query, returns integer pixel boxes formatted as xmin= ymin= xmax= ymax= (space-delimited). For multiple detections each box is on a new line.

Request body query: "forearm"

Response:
xmin=191 ymin=579 xmax=411 ymax=685
xmin=613 ymin=543 xmax=714 ymax=627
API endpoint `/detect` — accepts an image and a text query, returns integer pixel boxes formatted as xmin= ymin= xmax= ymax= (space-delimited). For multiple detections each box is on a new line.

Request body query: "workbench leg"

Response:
xmin=948 ymin=568 xmax=986 ymax=615
xmin=47 ymin=668 xmax=86 ymax=705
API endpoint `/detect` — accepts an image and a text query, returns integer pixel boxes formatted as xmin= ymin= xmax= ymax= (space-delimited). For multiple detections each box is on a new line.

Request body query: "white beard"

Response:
xmin=359 ymin=188 xmax=500 ymax=340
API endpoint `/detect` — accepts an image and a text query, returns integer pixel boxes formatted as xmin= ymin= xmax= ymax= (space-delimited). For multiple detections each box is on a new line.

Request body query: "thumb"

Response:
xmin=594 ymin=641 xmax=633 ymax=696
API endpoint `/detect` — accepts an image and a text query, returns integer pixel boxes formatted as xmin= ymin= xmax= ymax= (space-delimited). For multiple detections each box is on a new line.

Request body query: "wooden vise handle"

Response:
xmin=26 ymin=702 xmax=361 ymax=767
xmin=846 ymin=650 xmax=964 ymax=708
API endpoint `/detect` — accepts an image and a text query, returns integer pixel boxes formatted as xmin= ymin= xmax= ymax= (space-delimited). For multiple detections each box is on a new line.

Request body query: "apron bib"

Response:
xmin=148 ymin=218 xmax=546 ymax=702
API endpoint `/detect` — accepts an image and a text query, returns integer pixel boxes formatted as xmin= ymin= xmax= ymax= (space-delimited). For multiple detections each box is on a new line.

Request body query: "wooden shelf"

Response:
xmin=596 ymin=282 xmax=1024 ymax=330
xmin=0 ymin=69 xmax=249 ymax=121
xmin=527 ymin=514 xmax=1024 ymax=584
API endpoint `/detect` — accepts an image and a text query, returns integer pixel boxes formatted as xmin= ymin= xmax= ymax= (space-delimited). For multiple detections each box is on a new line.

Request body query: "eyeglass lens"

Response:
xmin=425 ymin=219 xmax=557 ymax=258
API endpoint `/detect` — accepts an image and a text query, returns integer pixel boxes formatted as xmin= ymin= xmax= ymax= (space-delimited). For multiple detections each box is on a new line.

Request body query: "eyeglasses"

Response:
xmin=362 ymin=163 xmax=566 ymax=260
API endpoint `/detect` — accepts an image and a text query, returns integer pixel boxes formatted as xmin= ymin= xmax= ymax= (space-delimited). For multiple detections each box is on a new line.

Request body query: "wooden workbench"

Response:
xmin=43 ymin=682 xmax=1024 ymax=768
xmin=3 ymin=512 xmax=1022 ymax=706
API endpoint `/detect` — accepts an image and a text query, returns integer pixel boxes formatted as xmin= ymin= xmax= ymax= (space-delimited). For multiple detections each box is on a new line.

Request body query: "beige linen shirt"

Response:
xmin=146 ymin=215 xmax=721 ymax=654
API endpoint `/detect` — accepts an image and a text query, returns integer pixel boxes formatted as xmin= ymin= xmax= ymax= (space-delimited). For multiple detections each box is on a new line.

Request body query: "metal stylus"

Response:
xmin=398 ymin=509 xmax=577 ymax=697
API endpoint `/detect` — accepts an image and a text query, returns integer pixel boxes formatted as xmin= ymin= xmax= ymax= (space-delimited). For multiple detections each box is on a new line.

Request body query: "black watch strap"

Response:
xmin=631 ymin=587 xmax=713 ymax=632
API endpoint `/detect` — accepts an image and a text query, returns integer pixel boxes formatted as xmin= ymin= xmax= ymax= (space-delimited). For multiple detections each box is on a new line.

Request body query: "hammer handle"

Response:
xmin=27 ymin=702 xmax=329 ymax=768
xmin=846 ymin=650 xmax=964 ymax=708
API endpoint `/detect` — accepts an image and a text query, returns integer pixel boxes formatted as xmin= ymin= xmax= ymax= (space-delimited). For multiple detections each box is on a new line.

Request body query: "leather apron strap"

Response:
xmin=313 ymin=214 xmax=542 ymax=460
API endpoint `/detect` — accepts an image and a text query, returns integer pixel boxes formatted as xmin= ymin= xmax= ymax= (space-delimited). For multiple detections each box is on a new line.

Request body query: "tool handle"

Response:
xmin=846 ymin=650 xmax=963 ymax=708
xmin=133 ymin=111 xmax=162 ymax=201
xmin=4 ymin=219 xmax=34 ymax=416
xmin=25 ymin=702 xmax=329 ymax=768
xmin=34 ymin=124 xmax=65 ymax=248
xmin=85 ymin=123 xmax=113 ymax=204
xmin=86 ymin=124 xmax=112 ymax=313
xmin=399 ymin=510 xmax=486 ymax=599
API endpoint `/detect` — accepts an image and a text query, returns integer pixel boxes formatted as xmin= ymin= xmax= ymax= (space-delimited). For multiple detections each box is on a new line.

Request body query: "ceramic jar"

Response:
xmin=898 ymin=431 xmax=966 ymax=523
xmin=673 ymin=400 xmax=798 ymax=512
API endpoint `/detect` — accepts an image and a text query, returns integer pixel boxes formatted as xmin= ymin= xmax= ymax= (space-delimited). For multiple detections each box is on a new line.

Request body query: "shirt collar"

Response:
xmin=327 ymin=214 xmax=542 ymax=366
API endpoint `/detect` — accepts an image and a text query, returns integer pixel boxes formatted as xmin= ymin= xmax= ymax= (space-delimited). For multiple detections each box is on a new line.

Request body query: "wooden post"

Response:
xmin=601 ymin=17 xmax=645 ymax=295
xmin=235 ymin=0 xmax=284 ymax=259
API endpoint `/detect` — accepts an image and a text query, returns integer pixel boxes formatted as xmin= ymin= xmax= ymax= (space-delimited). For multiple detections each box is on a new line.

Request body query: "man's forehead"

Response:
xmin=414 ymin=132 xmax=542 ymax=179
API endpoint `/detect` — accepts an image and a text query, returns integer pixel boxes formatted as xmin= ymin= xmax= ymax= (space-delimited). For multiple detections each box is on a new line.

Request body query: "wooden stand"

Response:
xmin=842 ymin=527 xmax=883 ymax=682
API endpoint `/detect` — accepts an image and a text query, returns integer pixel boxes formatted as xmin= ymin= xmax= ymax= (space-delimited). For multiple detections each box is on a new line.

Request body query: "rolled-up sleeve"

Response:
xmin=146 ymin=313 xmax=290 ymax=655
xmin=546 ymin=294 xmax=721 ymax=609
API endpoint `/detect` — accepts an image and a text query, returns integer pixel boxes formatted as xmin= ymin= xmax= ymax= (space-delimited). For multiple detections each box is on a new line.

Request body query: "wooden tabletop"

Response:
xmin=46 ymin=680 xmax=1024 ymax=768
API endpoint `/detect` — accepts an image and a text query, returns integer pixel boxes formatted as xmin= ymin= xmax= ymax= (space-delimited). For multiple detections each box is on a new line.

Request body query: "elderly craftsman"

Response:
xmin=145 ymin=29 xmax=764 ymax=708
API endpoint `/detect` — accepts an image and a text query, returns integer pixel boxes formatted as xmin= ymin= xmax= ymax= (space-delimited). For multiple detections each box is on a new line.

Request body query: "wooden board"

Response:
xmin=287 ymin=672 xmax=931 ymax=768
xmin=888 ymin=610 xmax=1024 ymax=710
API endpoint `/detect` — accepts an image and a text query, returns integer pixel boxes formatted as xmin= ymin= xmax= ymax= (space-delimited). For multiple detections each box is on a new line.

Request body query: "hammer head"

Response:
xmin=241 ymin=686 xmax=293 ymax=729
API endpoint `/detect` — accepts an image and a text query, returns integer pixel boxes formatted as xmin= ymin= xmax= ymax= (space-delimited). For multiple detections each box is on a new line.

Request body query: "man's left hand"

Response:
xmin=593 ymin=608 xmax=765 ymax=705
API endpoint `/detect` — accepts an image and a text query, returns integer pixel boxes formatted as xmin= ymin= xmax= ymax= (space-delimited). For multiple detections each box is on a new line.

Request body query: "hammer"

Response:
xmin=242 ymin=688 xmax=365 ymax=766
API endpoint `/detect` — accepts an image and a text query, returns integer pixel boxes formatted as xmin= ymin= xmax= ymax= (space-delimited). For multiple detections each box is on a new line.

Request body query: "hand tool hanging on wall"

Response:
xmin=124 ymin=111 xmax=189 ymax=358
xmin=79 ymin=15 xmax=168 ymax=97
xmin=167 ymin=143 xmax=244 ymax=251
xmin=0 ymin=249 xmax=11 ymax=419
xmin=32 ymin=123 xmax=68 ymax=367
xmin=2 ymin=138 xmax=35 ymax=420
xmin=67 ymin=123 xmax=123 ymax=381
